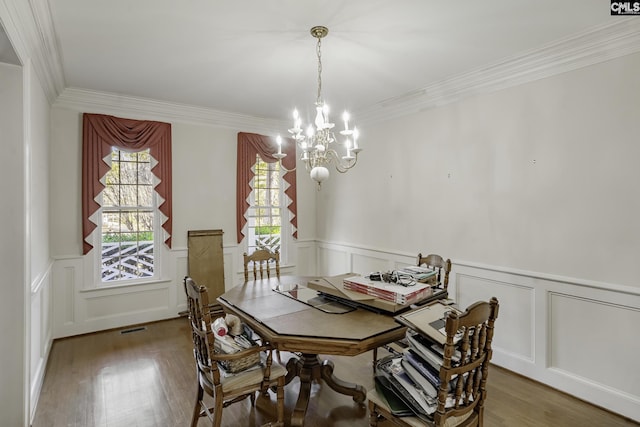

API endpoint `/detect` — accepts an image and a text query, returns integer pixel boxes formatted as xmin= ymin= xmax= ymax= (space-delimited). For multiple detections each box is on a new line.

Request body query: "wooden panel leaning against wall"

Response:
xmin=187 ymin=229 xmax=225 ymax=303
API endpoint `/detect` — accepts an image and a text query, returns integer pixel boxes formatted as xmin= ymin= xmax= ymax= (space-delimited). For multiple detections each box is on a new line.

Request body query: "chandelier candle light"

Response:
xmin=274 ymin=26 xmax=362 ymax=188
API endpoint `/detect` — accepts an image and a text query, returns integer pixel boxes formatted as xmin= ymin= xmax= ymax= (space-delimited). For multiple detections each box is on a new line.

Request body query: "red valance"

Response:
xmin=236 ymin=132 xmax=297 ymax=244
xmin=82 ymin=113 xmax=172 ymax=254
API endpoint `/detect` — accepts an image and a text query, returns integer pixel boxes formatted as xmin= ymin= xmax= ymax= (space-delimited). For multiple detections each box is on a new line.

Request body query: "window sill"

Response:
xmin=80 ymin=278 xmax=172 ymax=294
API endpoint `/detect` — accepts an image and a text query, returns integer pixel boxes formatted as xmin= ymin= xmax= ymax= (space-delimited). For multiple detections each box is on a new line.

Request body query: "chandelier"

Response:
xmin=275 ymin=26 xmax=362 ymax=188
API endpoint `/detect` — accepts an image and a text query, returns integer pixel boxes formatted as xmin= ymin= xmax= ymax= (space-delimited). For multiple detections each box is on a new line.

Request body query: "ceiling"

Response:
xmin=40 ymin=1 xmax=623 ymax=121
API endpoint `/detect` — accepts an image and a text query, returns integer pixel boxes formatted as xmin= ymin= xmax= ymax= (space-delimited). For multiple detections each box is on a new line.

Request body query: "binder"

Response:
xmin=395 ymin=301 xmax=462 ymax=345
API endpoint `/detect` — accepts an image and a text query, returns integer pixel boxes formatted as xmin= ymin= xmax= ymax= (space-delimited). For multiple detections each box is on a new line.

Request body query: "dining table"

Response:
xmin=217 ymin=275 xmax=409 ymax=426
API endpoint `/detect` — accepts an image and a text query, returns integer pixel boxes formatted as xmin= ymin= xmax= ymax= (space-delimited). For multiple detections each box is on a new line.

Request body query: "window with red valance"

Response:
xmin=236 ymin=132 xmax=297 ymax=256
xmin=82 ymin=113 xmax=172 ymax=282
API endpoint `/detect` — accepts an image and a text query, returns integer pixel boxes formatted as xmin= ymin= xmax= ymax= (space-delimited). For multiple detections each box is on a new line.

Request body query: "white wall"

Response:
xmin=315 ymin=52 xmax=640 ymax=421
xmin=0 ymin=60 xmax=26 ymax=427
xmin=27 ymin=62 xmax=53 ymax=423
xmin=319 ymin=52 xmax=640 ymax=287
xmin=1 ymin=2 xmax=56 ymax=424
xmin=49 ymin=106 xmax=318 ymax=338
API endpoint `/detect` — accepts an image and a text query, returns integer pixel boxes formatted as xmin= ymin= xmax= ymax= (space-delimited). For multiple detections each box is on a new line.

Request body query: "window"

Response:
xmin=101 ymin=148 xmax=156 ymax=282
xmin=236 ymin=132 xmax=297 ymax=264
xmin=247 ymin=155 xmax=283 ymax=256
xmin=82 ymin=113 xmax=172 ymax=287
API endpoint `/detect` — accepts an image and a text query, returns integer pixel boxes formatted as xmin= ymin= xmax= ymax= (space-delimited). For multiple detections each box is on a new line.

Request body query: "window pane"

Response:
xmin=138 ymin=185 xmax=153 ymax=206
xmin=248 ymin=155 xmax=282 ymax=255
xmin=101 ymin=241 xmax=154 ymax=281
xmin=110 ymin=149 xmax=120 ymax=162
xmin=120 ymin=151 xmax=138 ymax=161
xmin=105 ymin=168 xmax=119 ymax=185
xmin=138 ymin=162 xmax=152 ymax=184
xmin=103 ymin=184 xmax=119 ymax=207
xmin=138 ymin=211 xmax=154 ymax=232
xmin=101 ymin=147 xmax=155 ymax=283
xmin=119 ymin=161 xmax=137 ymax=185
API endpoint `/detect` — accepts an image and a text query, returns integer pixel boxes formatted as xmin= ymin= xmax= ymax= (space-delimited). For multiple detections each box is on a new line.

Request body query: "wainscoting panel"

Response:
xmin=318 ymin=246 xmax=349 ymax=276
xmin=30 ymin=263 xmax=52 ymax=422
xmin=294 ymin=240 xmax=316 ymax=276
xmin=352 ymin=252 xmax=392 ymax=275
xmin=223 ymin=249 xmax=234 ymax=290
xmin=456 ymin=273 xmax=534 ymax=361
xmin=52 ymin=258 xmax=82 ymax=331
xmin=52 ymin=253 xmax=184 ymax=338
xmin=549 ymin=292 xmax=640 ymax=397
xmin=84 ymin=286 xmax=170 ymax=320
xmin=174 ymin=251 xmax=188 ymax=313
xmin=317 ymin=242 xmax=418 ymax=277
xmin=52 ymin=242 xmax=318 ymax=339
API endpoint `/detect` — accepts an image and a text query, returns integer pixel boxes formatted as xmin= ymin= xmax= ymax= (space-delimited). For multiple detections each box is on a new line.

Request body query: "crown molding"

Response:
xmin=1 ymin=0 xmax=65 ymax=103
xmin=28 ymin=0 xmax=65 ymax=98
xmin=53 ymin=87 xmax=288 ymax=134
xmin=356 ymin=18 xmax=640 ymax=125
xmin=19 ymin=0 xmax=640 ymax=127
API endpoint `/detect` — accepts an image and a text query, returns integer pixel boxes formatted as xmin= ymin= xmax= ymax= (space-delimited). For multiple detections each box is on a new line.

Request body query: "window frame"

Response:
xmin=93 ymin=147 xmax=163 ymax=287
xmin=245 ymin=155 xmax=291 ymax=264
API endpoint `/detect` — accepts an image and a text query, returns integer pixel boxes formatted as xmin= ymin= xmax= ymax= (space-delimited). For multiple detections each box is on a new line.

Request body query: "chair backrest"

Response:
xmin=417 ymin=253 xmax=451 ymax=290
xmin=243 ymin=249 xmax=280 ymax=282
xmin=184 ymin=276 xmax=224 ymax=385
xmin=434 ymin=297 xmax=499 ymax=426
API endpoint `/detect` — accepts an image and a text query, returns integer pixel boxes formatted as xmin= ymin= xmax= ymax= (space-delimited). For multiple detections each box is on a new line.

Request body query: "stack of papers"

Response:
xmin=397 ymin=266 xmax=438 ymax=283
xmin=343 ymin=275 xmax=433 ymax=305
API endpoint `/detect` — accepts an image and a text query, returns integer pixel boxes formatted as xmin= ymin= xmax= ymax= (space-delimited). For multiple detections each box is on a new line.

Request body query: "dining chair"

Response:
xmin=417 ymin=253 xmax=452 ymax=291
xmin=183 ymin=276 xmax=286 ymax=427
xmin=242 ymin=249 xmax=285 ymax=363
xmin=243 ymin=249 xmax=280 ymax=282
xmin=367 ymin=297 xmax=499 ymax=427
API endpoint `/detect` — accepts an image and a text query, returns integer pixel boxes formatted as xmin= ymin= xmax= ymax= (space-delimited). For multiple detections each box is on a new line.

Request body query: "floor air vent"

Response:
xmin=120 ymin=326 xmax=147 ymax=334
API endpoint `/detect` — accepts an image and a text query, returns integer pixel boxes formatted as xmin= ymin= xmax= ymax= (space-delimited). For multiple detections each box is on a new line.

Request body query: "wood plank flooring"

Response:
xmin=32 ymin=318 xmax=638 ymax=427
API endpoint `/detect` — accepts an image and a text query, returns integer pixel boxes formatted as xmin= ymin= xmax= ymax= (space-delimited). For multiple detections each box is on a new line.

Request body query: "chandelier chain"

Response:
xmin=316 ymin=37 xmax=323 ymax=104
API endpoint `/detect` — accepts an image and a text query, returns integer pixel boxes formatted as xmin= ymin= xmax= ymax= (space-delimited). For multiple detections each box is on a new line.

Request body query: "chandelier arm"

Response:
xmin=278 ymin=161 xmax=296 ymax=173
xmin=325 ymin=149 xmax=358 ymax=173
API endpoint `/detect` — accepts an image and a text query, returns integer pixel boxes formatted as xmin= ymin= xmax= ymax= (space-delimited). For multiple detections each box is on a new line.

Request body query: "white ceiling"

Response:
xmin=41 ymin=1 xmax=623 ymax=121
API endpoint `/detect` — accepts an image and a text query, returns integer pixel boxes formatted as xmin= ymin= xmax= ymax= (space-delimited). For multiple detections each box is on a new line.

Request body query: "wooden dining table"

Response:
xmin=217 ymin=275 xmax=408 ymax=427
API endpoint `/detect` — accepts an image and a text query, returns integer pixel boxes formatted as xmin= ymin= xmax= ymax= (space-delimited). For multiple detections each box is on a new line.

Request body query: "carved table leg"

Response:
xmin=284 ymin=353 xmax=366 ymax=427
xmin=320 ymin=358 xmax=366 ymax=403
xmin=288 ymin=354 xmax=322 ymax=427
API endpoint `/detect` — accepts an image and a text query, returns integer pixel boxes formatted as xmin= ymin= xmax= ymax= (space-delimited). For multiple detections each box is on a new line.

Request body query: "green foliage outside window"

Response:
xmin=102 ymin=231 xmax=154 ymax=243
xmin=255 ymin=226 xmax=280 ymax=235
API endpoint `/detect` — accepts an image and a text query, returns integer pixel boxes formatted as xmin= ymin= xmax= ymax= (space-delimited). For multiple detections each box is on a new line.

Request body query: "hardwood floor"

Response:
xmin=32 ymin=318 xmax=638 ymax=427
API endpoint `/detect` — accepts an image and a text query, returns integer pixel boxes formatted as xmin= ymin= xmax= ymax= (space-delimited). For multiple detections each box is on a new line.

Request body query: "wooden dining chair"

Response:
xmin=367 ymin=297 xmax=499 ymax=427
xmin=242 ymin=249 xmax=285 ymax=363
xmin=183 ymin=277 xmax=286 ymax=427
xmin=417 ymin=253 xmax=452 ymax=291
xmin=243 ymin=249 xmax=280 ymax=282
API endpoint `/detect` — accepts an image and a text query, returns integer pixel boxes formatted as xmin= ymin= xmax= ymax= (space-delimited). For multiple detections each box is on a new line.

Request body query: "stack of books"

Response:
xmin=342 ymin=275 xmax=433 ymax=305
xmin=374 ymin=301 xmax=464 ymax=419
xmin=376 ymin=355 xmax=438 ymax=418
